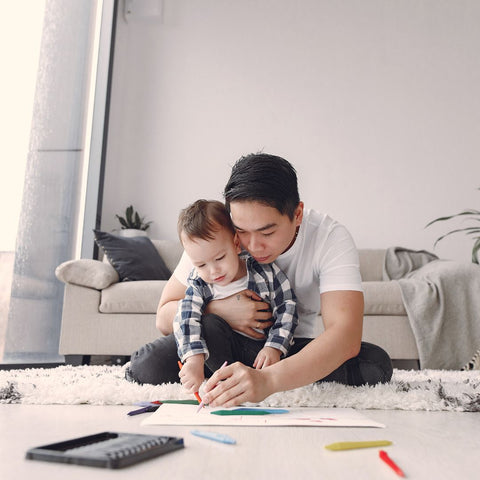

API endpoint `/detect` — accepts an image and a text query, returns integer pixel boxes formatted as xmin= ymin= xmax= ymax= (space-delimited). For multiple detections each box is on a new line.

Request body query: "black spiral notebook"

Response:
xmin=25 ymin=432 xmax=184 ymax=469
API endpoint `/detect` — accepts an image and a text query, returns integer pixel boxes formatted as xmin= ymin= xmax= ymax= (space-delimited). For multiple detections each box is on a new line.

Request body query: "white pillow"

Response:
xmin=55 ymin=259 xmax=119 ymax=290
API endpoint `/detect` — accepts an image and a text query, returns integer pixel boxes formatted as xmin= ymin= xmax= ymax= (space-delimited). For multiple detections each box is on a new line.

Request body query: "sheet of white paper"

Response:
xmin=141 ymin=404 xmax=385 ymax=428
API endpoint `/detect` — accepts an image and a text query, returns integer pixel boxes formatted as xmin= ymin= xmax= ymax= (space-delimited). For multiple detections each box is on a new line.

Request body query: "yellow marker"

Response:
xmin=325 ymin=440 xmax=392 ymax=451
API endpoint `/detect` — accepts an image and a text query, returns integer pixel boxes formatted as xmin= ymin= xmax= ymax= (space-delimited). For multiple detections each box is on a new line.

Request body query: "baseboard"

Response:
xmin=0 ymin=362 xmax=64 ymax=371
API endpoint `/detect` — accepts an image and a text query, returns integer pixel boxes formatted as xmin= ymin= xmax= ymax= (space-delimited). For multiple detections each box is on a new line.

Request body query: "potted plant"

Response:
xmin=426 ymin=188 xmax=480 ymax=264
xmin=115 ymin=205 xmax=153 ymax=237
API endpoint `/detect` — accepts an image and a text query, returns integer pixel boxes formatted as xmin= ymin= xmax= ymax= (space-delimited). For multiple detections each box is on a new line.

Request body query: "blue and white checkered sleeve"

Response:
xmin=263 ymin=263 xmax=298 ymax=355
xmin=173 ymin=281 xmax=209 ymax=362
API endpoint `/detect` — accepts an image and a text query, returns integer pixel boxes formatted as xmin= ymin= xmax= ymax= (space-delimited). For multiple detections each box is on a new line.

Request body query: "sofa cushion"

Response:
xmin=362 ymin=281 xmax=406 ymax=315
xmin=359 ymin=249 xmax=385 ymax=281
xmin=94 ymin=230 xmax=171 ymax=281
xmin=56 ymin=259 xmax=119 ymax=289
xmin=100 ymin=280 xmax=167 ymax=313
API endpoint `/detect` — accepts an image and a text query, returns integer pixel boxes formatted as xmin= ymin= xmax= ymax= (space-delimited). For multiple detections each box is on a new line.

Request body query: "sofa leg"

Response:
xmin=81 ymin=355 xmax=91 ymax=365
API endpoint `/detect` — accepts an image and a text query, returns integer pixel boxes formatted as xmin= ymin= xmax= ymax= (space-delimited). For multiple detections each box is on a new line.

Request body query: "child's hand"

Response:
xmin=179 ymin=354 xmax=205 ymax=393
xmin=253 ymin=347 xmax=281 ymax=369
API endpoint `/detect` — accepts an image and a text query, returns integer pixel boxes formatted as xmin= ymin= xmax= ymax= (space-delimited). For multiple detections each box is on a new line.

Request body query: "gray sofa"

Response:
xmin=55 ymin=242 xmax=419 ymax=363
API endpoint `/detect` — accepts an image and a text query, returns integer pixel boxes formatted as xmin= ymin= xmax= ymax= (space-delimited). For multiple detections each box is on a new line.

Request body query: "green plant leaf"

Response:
xmin=472 ymin=238 xmax=480 ymax=264
xmin=115 ymin=205 xmax=153 ymax=230
xmin=426 ymin=188 xmax=480 ymax=264
xmin=115 ymin=215 xmax=128 ymax=229
xmin=425 ymin=209 xmax=480 ymax=228
xmin=125 ymin=205 xmax=134 ymax=226
xmin=433 ymin=227 xmax=480 ymax=247
xmin=134 ymin=212 xmax=142 ymax=228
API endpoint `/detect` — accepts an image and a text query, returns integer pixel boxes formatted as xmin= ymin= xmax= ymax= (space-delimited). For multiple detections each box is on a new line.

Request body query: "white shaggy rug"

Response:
xmin=1 ymin=364 xmax=479 ymax=412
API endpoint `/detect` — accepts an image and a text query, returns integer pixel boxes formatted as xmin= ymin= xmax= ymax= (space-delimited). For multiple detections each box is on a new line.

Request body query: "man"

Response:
xmin=127 ymin=153 xmax=392 ymax=405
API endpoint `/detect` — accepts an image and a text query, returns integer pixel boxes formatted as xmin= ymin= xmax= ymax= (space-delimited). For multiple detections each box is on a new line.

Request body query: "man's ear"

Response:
xmin=294 ymin=202 xmax=304 ymax=227
xmin=234 ymin=233 xmax=242 ymax=253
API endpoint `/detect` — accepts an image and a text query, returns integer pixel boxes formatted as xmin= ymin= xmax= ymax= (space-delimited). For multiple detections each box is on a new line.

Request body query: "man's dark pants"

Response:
xmin=127 ymin=314 xmax=393 ymax=387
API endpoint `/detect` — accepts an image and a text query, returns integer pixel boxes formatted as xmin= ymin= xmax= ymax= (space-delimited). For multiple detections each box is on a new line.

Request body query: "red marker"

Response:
xmin=379 ymin=450 xmax=405 ymax=477
xmin=177 ymin=360 xmax=202 ymax=405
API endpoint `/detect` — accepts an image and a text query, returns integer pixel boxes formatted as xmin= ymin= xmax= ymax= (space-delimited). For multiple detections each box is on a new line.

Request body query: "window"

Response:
xmin=1 ymin=0 xmax=116 ymax=365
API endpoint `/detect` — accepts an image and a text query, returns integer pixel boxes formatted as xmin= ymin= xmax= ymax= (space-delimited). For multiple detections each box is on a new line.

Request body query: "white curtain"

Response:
xmin=3 ymin=0 xmax=114 ymax=363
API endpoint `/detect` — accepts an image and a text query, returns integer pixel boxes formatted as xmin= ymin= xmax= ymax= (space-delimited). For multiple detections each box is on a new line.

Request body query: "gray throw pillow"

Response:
xmin=94 ymin=230 xmax=171 ymax=281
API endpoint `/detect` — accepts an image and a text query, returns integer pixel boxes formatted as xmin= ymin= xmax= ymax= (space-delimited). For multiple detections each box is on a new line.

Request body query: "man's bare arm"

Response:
xmin=268 ymin=289 xmax=364 ymax=389
xmin=156 ymin=275 xmax=187 ymax=335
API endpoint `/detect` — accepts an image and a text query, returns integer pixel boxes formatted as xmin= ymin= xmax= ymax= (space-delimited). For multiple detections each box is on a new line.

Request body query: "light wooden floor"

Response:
xmin=1 ymin=404 xmax=478 ymax=479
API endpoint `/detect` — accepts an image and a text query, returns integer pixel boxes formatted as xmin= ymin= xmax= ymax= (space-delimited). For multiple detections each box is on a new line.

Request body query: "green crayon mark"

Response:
xmin=211 ymin=408 xmax=289 ymax=416
xmin=212 ymin=409 xmax=271 ymax=416
xmin=161 ymin=399 xmax=199 ymax=405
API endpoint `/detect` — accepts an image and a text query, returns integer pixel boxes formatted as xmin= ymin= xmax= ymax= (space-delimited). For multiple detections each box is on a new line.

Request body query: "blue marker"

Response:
xmin=190 ymin=430 xmax=236 ymax=445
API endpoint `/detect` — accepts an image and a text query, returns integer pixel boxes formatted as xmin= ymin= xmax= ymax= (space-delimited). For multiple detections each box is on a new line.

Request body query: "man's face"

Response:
xmin=230 ymin=201 xmax=303 ymax=264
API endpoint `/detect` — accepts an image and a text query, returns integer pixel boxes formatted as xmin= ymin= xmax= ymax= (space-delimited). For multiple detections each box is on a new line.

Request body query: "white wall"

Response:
xmin=102 ymin=0 xmax=480 ymax=263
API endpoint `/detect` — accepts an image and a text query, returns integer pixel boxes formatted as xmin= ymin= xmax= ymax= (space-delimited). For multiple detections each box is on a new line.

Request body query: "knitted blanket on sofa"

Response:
xmin=384 ymin=247 xmax=480 ymax=370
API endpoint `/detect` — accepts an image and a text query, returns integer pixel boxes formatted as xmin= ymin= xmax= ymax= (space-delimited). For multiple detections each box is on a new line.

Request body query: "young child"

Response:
xmin=174 ymin=199 xmax=297 ymax=394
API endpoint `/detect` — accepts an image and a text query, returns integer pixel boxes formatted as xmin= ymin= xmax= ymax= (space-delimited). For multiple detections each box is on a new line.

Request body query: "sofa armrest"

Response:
xmin=55 ymin=259 xmax=119 ymax=290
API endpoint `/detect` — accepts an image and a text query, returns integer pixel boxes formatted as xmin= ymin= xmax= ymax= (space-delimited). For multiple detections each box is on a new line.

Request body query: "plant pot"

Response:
xmin=116 ymin=229 xmax=148 ymax=238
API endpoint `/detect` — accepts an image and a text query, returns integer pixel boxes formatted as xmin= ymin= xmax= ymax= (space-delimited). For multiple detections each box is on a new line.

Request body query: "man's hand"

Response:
xmin=178 ymin=354 xmax=205 ymax=393
xmin=253 ymin=346 xmax=281 ymax=369
xmin=205 ymin=289 xmax=273 ymax=339
xmin=203 ymin=290 xmax=366 ymax=407
xmin=202 ymin=362 xmax=274 ymax=407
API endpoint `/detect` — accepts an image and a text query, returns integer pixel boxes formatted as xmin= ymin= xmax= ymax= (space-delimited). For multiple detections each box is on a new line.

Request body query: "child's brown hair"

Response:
xmin=177 ymin=199 xmax=235 ymax=243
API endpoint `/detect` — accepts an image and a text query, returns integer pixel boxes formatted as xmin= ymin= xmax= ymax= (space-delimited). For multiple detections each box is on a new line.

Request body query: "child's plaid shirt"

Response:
xmin=174 ymin=254 xmax=298 ymax=362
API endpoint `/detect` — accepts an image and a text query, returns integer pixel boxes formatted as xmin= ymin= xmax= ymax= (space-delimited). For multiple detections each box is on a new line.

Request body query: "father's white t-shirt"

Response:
xmin=173 ymin=209 xmax=362 ymax=338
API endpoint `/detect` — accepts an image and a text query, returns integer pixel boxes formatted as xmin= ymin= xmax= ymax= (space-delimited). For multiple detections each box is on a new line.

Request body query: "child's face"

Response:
xmin=181 ymin=227 xmax=243 ymax=286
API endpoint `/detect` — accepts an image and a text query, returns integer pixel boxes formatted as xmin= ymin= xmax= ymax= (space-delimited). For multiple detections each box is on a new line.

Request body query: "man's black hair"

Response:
xmin=223 ymin=153 xmax=300 ymax=219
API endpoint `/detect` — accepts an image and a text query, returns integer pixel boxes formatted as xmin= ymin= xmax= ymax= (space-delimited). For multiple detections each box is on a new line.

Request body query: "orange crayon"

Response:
xmin=177 ymin=360 xmax=202 ymax=405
